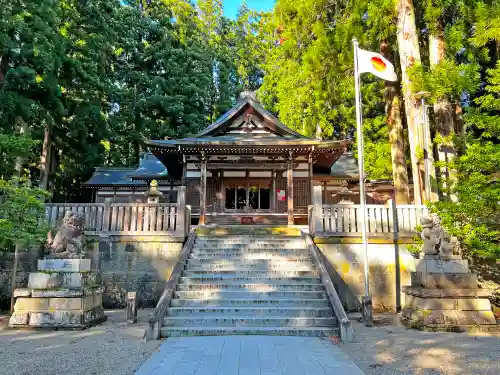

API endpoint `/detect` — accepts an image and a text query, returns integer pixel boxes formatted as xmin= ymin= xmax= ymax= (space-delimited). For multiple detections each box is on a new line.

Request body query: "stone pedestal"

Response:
xmin=9 ymin=259 xmax=105 ymax=329
xmin=401 ymin=254 xmax=497 ymax=332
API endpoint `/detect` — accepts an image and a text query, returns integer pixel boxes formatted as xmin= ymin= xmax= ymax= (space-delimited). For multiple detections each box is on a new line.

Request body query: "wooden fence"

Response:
xmin=311 ymin=204 xmax=428 ymax=234
xmin=45 ymin=203 xmax=183 ymax=234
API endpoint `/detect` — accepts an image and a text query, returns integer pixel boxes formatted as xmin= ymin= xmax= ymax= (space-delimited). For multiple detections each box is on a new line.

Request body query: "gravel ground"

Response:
xmin=0 ymin=309 xmax=161 ymax=375
xmin=1 ymin=311 xmax=499 ymax=375
xmin=341 ymin=314 xmax=500 ymax=375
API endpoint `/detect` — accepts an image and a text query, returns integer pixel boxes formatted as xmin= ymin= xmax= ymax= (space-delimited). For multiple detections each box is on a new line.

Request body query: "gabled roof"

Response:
xmin=84 ymin=154 xmax=169 ymax=187
xmin=196 ymin=95 xmax=305 ymax=139
xmin=128 ymin=153 xmax=168 ymax=180
xmin=83 ymin=167 xmax=145 ymax=187
xmin=329 ymin=152 xmax=359 ymax=178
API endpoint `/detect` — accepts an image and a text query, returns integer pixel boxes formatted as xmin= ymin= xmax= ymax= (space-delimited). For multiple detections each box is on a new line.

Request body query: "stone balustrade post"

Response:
xmin=102 ymin=198 xmax=112 ymax=232
xmin=312 ymin=185 xmax=324 ymax=234
xmin=177 ymin=186 xmax=187 ymax=236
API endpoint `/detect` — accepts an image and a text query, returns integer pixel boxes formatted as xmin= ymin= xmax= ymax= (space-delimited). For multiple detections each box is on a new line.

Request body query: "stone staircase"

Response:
xmin=160 ymin=234 xmax=338 ymax=337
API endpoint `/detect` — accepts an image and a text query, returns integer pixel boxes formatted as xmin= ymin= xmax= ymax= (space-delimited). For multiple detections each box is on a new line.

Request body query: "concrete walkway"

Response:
xmin=135 ymin=336 xmax=365 ymax=375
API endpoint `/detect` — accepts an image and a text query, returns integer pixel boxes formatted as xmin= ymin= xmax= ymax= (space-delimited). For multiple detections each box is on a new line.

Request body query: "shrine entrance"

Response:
xmin=225 ymin=183 xmax=271 ymax=211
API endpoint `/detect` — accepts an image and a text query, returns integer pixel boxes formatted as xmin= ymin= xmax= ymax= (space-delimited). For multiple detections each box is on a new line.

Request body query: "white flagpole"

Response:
xmin=353 ymin=38 xmax=373 ymax=326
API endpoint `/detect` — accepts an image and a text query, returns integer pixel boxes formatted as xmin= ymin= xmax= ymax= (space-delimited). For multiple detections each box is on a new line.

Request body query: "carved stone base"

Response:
xmin=401 ymin=307 xmax=497 ymax=332
xmin=10 ymin=307 xmax=106 ymax=329
xmin=9 ymin=258 xmax=105 ymax=330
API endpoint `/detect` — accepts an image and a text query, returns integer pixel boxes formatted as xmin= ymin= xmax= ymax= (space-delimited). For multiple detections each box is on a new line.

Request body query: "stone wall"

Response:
xmin=314 ymin=235 xmax=417 ymax=312
xmin=85 ymin=234 xmax=184 ymax=308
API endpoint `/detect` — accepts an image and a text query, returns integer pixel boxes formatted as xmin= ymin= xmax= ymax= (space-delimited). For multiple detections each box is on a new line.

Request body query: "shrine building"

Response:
xmin=85 ymin=94 xmax=396 ymax=225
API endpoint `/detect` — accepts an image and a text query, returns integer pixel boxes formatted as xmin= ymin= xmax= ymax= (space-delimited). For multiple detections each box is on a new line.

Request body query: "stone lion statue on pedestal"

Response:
xmin=420 ymin=214 xmax=460 ymax=257
xmin=47 ymin=211 xmax=86 ymax=259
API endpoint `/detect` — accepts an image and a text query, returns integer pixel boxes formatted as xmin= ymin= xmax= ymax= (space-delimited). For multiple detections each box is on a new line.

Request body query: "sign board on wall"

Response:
xmin=277 ymin=190 xmax=286 ymax=201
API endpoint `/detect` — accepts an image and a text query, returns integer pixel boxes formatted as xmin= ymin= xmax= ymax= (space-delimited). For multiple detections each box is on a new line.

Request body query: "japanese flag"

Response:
xmin=357 ymin=48 xmax=398 ymax=82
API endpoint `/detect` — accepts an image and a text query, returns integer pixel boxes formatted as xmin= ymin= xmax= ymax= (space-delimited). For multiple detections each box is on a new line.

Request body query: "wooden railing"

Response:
xmin=45 ymin=202 xmax=186 ymax=235
xmin=314 ymin=204 xmax=428 ymax=234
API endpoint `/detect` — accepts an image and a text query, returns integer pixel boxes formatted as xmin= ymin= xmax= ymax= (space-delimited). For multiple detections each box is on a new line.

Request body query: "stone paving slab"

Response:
xmin=135 ymin=336 xmax=365 ymax=375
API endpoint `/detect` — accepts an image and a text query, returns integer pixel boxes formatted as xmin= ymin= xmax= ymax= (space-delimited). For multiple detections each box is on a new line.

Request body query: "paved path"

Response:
xmin=135 ymin=336 xmax=365 ymax=375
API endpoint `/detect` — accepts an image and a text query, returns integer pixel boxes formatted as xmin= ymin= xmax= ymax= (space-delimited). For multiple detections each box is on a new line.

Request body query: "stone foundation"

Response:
xmin=314 ymin=235 xmax=417 ymax=312
xmin=9 ymin=259 xmax=105 ymax=329
xmin=401 ymin=255 xmax=498 ymax=332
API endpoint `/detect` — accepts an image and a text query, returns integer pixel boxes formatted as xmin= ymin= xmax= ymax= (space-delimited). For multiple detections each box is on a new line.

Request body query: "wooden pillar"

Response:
xmin=199 ymin=152 xmax=207 ymax=225
xmin=272 ymin=169 xmax=276 ymax=211
xmin=309 ymin=151 xmax=314 ymax=205
xmin=287 ymin=152 xmax=294 ymax=225
xmin=220 ymin=175 xmax=225 ymax=212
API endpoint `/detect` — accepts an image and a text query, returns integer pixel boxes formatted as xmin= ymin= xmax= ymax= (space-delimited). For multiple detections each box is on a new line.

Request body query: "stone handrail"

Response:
xmin=302 ymin=232 xmax=355 ymax=342
xmin=313 ymin=203 xmax=428 ymax=234
xmin=144 ymin=230 xmax=196 ymax=341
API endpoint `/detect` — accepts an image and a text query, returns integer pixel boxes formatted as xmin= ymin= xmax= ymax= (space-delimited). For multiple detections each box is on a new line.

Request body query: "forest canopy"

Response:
xmin=0 ymin=0 xmax=498 ymax=257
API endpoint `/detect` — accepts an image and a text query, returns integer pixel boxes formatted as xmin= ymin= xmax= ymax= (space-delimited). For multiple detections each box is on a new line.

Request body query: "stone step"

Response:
xmin=193 ymin=243 xmax=306 ymax=249
xmin=163 ymin=316 xmax=337 ymax=327
xmin=176 ymin=283 xmax=325 ymax=291
xmin=184 ymin=265 xmax=316 ymax=272
xmin=192 ymin=248 xmax=307 ymax=254
xmin=185 ymin=260 xmax=315 ymax=270
xmin=170 ymin=298 xmax=330 ymax=307
xmin=166 ymin=306 xmax=333 ymax=317
xmin=186 ymin=258 xmax=313 ymax=266
xmin=196 ymin=235 xmax=302 ymax=240
xmin=160 ymin=326 xmax=337 ymax=337
xmin=182 ymin=270 xmax=319 ymax=277
xmin=189 ymin=253 xmax=311 ymax=260
xmin=179 ymin=276 xmax=322 ymax=284
xmin=174 ymin=290 xmax=326 ymax=299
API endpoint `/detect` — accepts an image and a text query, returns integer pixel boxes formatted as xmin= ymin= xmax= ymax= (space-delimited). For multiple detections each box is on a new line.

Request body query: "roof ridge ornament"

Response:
xmin=239 ymin=90 xmax=257 ymax=101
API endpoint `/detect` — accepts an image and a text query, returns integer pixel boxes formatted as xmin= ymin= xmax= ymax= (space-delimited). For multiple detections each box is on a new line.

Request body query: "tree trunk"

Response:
xmin=39 ymin=126 xmax=52 ymax=190
xmin=429 ymin=23 xmax=456 ymax=200
xmin=11 ymin=119 xmax=28 ymax=313
xmin=395 ymin=0 xmax=437 ymax=203
xmin=381 ymin=41 xmax=410 ymax=204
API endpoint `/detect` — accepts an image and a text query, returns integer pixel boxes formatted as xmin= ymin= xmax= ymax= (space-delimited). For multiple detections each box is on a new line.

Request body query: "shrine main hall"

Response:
xmin=85 ymin=94 xmax=395 ymax=225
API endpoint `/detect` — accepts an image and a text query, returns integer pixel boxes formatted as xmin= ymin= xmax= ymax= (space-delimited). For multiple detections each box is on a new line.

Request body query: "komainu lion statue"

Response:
xmin=47 ymin=211 xmax=86 ymax=259
xmin=420 ymin=214 xmax=459 ymax=257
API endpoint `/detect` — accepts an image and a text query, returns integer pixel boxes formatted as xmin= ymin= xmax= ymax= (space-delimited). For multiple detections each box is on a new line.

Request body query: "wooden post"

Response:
xmin=309 ymin=150 xmax=314 ymax=204
xmin=199 ymin=152 xmax=207 ymax=225
xmin=287 ymin=152 xmax=294 ymax=225
xmin=177 ymin=185 xmax=187 ymax=236
xmin=127 ymin=291 xmax=137 ymax=324
xmin=271 ymin=170 xmax=276 ymax=211
xmin=312 ymin=185 xmax=324 ymax=234
xmin=220 ymin=177 xmax=225 ymax=212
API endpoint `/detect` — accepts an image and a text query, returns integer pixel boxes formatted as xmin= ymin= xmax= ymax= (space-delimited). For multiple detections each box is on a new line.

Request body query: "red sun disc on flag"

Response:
xmin=371 ymin=56 xmax=387 ymax=72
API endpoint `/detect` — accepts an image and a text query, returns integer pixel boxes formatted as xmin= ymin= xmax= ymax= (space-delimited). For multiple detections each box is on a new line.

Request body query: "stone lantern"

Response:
xmin=144 ymin=179 xmax=163 ymax=204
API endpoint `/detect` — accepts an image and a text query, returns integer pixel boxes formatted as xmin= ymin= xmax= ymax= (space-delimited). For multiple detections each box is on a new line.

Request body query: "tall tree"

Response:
xmin=395 ymin=0 xmax=438 ymax=203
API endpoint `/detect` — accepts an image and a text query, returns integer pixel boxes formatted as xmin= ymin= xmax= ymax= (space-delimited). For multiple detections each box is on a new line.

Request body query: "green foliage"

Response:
xmin=0 ymin=134 xmax=49 ymax=249
xmin=432 ymin=63 xmax=500 ymax=258
xmin=409 ymin=60 xmax=481 ymax=102
xmin=0 ymin=178 xmax=49 ymax=248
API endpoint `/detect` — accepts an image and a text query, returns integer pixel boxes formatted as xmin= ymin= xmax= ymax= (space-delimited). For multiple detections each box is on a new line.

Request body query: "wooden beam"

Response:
xmin=287 ymin=152 xmax=294 ymax=225
xmin=199 ymin=152 xmax=207 ymax=225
